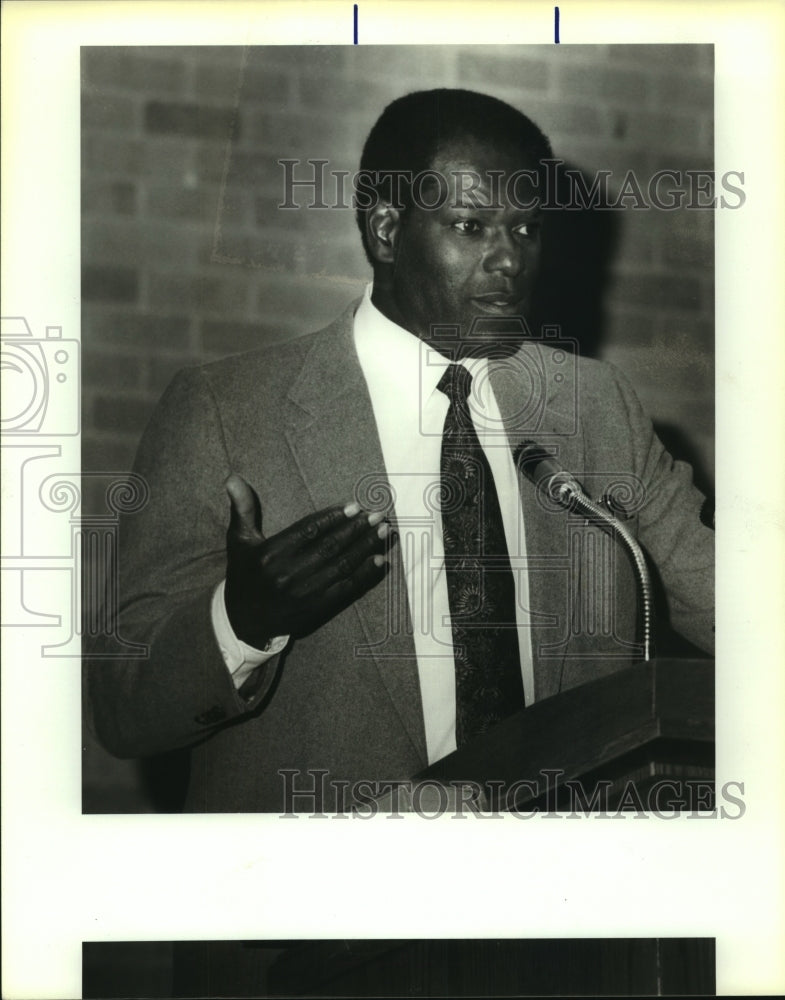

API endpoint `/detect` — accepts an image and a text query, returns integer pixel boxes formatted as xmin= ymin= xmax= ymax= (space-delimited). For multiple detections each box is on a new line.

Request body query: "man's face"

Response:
xmin=387 ymin=136 xmax=543 ymax=358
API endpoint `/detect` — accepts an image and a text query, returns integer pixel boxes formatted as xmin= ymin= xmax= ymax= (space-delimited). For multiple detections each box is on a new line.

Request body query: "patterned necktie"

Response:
xmin=437 ymin=364 xmax=526 ymax=747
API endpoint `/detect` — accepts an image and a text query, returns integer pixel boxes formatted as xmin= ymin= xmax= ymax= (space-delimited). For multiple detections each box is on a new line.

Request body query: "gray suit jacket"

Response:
xmin=85 ymin=302 xmax=714 ymax=812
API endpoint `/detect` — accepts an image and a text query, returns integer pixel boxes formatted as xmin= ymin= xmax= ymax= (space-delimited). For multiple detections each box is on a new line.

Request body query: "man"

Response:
xmin=85 ymin=89 xmax=714 ymax=813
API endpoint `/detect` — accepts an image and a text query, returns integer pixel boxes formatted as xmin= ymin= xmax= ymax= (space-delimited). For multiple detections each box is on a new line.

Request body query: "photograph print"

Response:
xmin=80 ymin=43 xmax=715 ymax=818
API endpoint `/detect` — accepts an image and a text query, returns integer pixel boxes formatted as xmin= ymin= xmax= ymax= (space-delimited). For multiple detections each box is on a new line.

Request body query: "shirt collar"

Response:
xmin=353 ymin=283 xmax=488 ymax=409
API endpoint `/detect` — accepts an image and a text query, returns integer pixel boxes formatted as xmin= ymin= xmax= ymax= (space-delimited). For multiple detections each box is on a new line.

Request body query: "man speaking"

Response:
xmin=85 ymin=89 xmax=714 ymax=813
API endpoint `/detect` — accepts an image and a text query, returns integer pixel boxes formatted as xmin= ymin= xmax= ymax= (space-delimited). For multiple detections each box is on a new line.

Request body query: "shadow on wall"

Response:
xmin=533 ymin=162 xmax=714 ymax=499
xmin=533 ymin=160 xmax=620 ymax=361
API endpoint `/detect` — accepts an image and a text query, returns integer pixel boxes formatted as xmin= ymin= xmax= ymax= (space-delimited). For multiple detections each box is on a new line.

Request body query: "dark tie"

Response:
xmin=437 ymin=364 xmax=526 ymax=747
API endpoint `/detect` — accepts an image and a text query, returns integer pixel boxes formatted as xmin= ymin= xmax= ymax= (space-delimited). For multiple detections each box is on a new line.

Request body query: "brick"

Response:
xmin=655 ymin=315 xmax=714 ymax=352
xmin=145 ymin=101 xmax=238 ymax=141
xmin=201 ymin=319 xmax=278 ymax=354
xmin=82 ymin=134 xmax=193 ymax=181
xmin=194 ymin=140 xmax=278 ymax=189
xmin=701 ymin=116 xmax=713 ymax=155
xmin=342 ymin=45 xmax=452 ymax=85
xmin=82 ymin=48 xmax=187 ymax=93
xmin=136 ymin=174 xmax=253 ymax=232
xmin=82 ymin=178 xmax=136 ymax=215
xmin=82 ymin=350 xmax=144 ymax=392
xmin=203 ymin=230 xmax=306 ymax=273
xmin=174 ymin=45 xmax=246 ymax=65
xmin=83 ymin=311 xmax=192 ymax=351
xmin=298 ymin=230 xmax=367 ymax=280
xmin=649 ymin=151 xmax=713 ymax=177
xmin=93 ymin=392 xmax=157 ymax=435
xmin=654 ymin=73 xmax=713 ymax=111
xmin=255 ymin=191 xmax=323 ymax=232
xmin=245 ymin=109 xmax=359 ymax=158
xmin=252 ymin=273 xmax=365 ymax=329
xmin=82 ymin=266 xmax=139 ymax=303
xmin=145 ymin=184 xmax=224 ymax=226
xmin=147 ymin=354 xmax=203 ymax=394
xmin=82 ymin=218 xmax=203 ymax=269
xmin=602 ymin=311 xmax=656 ymax=348
xmin=190 ymin=139 xmax=230 ymax=184
xmin=198 ymin=61 xmax=290 ymax=105
xmin=456 ymin=51 xmax=550 ymax=92
xmin=82 ymin=433 xmax=138 ymax=475
xmin=245 ymin=45 xmax=345 ymax=76
xmin=140 ymin=181 xmax=251 ymax=234
xmin=147 ymin=271 xmax=250 ymax=316
xmin=660 ymin=229 xmax=713 ymax=269
xmin=610 ymin=110 xmax=702 ymax=152
xmin=297 ymin=74 xmax=397 ymax=115
xmin=217 ymin=188 xmax=255 ymax=230
xmin=606 ymin=272 xmax=702 ymax=311
xmin=194 ymin=58 xmax=246 ymax=102
xmin=597 ymin=344 xmax=652 ymax=384
xmin=82 ymin=92 xmax=139 ymax=132
xmin=543 ymin=102 xmax=605 ymax=140
xmin=510 ymin=96 xmax=605 ymax=144
xmin=558 ymin=65 xmax=649 ymax=105
xmin=649 ymin=328 xmax=714 ymax=382
xmin=611 ymin=214 xmax=655 ymax=266
xmin=607 ymin=45 xmax=713 ymax=75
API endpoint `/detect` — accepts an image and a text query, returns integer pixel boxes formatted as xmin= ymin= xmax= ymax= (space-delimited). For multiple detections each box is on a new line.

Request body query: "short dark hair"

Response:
xmin=356 ymin=88 xmax=553 ymax=262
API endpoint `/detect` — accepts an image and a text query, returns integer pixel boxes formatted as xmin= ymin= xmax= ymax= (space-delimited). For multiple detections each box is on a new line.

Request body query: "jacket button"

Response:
xmin=194 ymin=705 xmax=226 ymax=725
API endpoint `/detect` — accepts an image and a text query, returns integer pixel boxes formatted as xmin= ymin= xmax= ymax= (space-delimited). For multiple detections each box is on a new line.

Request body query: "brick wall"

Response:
xmin=81 ymin=44 xmax=714 ymax=811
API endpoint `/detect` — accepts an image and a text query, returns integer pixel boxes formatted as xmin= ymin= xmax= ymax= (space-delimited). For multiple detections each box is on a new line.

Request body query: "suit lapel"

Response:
xmin=489 ymin=344 xmax=585 ymax=701
xmin=283 ymin=307 xmax=428 ymax=767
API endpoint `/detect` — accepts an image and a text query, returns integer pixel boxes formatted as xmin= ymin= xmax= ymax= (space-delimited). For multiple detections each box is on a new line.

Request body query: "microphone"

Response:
xmin=514 ymin=440 xmax=654 ymax=661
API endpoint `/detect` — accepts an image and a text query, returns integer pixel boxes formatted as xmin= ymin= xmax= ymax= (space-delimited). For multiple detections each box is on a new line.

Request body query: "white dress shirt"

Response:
xmin=213 ymin=284 xmax=534 ymax=763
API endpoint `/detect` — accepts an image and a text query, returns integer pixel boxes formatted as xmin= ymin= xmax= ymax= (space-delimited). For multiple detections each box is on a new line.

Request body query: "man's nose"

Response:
xmin=483 ymin=229 xmax=523 ymax=277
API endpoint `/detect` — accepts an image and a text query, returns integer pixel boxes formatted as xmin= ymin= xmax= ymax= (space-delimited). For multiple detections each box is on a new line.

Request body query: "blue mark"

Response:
xmin=554 ymin=6 xmax=560 ymax=43
xmin=354 ymin=4 xmax=358 ymax=44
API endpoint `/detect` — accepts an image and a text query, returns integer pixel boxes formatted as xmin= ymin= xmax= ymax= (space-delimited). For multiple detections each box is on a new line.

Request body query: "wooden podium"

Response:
xmin=417 ymin=657 xmax=714 ymax=813
xmin=265 ymin=659 xmax=715 ymax=997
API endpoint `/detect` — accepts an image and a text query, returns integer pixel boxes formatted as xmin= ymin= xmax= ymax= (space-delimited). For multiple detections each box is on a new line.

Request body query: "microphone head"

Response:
xmin=514 ymin=440 xmax=584 ymax=507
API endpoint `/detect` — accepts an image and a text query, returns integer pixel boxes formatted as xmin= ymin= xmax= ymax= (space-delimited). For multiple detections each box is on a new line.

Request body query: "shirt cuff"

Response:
xmin=211 ymin=579 xmax=289 ymax=690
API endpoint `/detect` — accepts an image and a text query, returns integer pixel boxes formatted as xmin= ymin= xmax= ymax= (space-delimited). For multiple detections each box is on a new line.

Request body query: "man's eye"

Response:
xmin=453 ymin=219 xmax=483 ymax=235
xmin=514 ymin=222 xmax=540 ymax=239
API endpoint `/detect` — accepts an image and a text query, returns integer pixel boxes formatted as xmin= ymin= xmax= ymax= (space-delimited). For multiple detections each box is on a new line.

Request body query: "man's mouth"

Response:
xmin=470 ymin=293 xmax=524 ymax=316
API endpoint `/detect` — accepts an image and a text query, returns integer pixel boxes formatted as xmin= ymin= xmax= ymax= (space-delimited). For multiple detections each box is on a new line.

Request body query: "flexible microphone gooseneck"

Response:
xmin=514 ymin=441 xmax=654 ymax=662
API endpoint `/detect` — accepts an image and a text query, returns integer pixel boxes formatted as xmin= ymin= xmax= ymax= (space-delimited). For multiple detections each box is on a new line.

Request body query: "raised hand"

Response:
xmin=224 ymin=473 xmax=395 ymax=649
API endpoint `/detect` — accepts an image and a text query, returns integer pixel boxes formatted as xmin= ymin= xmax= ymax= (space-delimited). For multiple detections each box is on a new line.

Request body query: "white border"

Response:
xmin=2 ymin=3 xmax=784 ymax=997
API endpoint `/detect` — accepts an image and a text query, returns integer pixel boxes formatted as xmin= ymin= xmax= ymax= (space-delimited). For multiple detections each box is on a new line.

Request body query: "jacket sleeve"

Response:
xmin=84 ymin=367 xmax=281 ymax=758
xmin=606 ymin=364 xmax=715 ymax=654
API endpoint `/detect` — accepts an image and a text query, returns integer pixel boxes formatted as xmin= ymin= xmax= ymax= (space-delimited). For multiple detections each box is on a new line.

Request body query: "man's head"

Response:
xmin=356 ymin=89 xmax=553 ymax=357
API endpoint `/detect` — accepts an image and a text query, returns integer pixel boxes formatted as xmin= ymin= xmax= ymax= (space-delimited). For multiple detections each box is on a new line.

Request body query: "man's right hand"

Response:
xmin=224 ymin=474 xmax=396 ymax=650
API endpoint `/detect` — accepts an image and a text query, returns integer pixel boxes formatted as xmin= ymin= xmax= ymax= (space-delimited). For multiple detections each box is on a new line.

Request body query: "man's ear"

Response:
xmin=365 ymin=203 xmax=402 ymax=265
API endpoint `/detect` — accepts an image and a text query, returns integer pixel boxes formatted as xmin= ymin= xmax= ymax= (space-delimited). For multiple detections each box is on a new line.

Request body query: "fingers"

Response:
xmin=299 ymin=552 xmax=392 ymax=634
xmin=265 ymin=502 xmax=366 ymax=558
xmin=261 ymin=501 xmax=389 ymax=566
xmin=225 ymin=474 xmax=264 ymax=544
xmin=289 ymin=520 xmax=396 ymax=596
